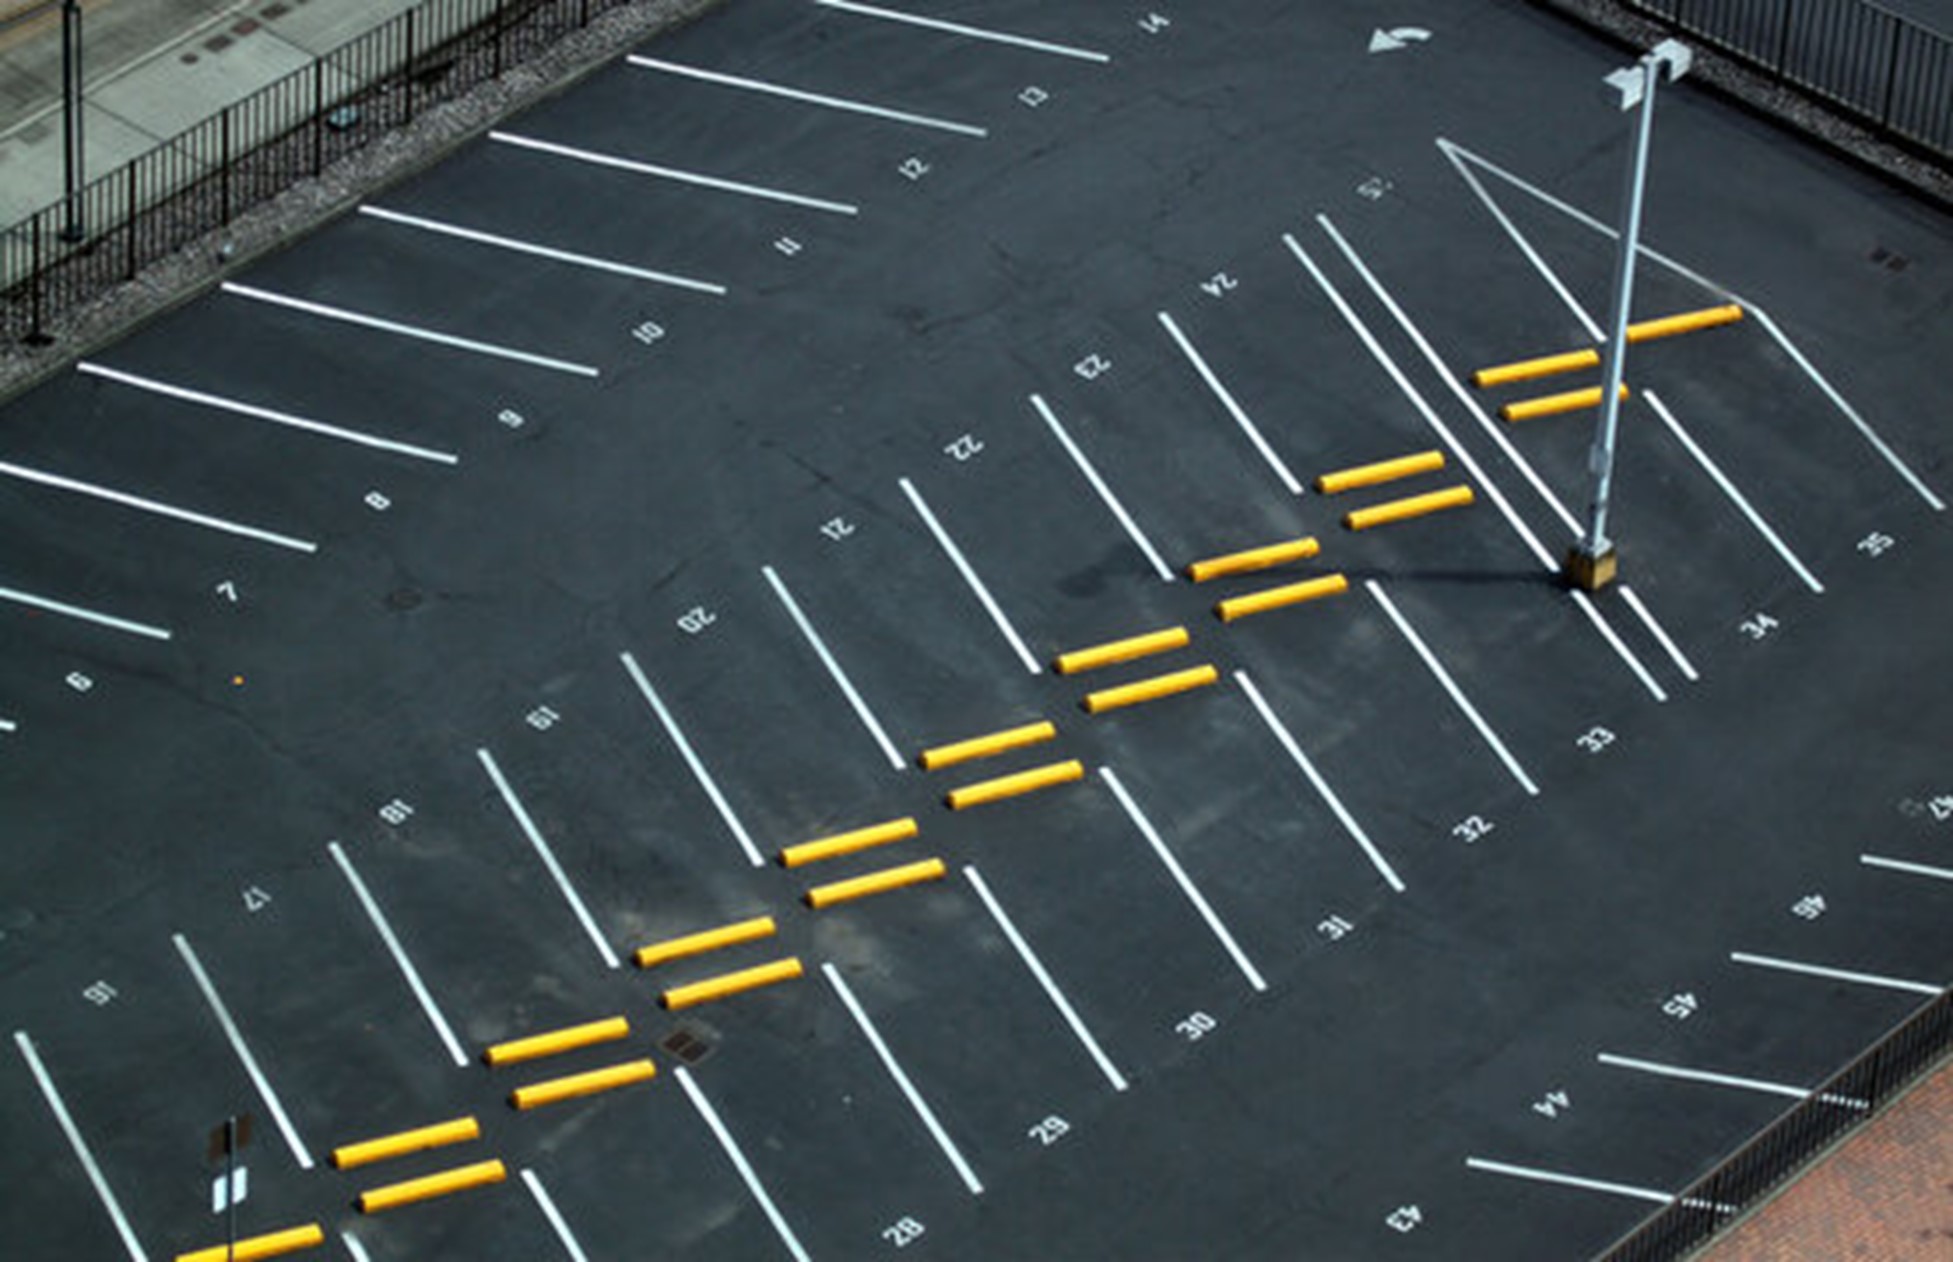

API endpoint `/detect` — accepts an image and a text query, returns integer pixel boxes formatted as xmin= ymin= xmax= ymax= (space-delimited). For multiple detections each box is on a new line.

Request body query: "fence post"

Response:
xmin=494 ymin=0 xmax=506 ymax=77
xmin=124 ymin=162 xmax=137 ymax=278
xmin=1880 ymin=15 xmax=1904 ymax=128
xmin=404 ymin=8 xmax=417 ymax=125
xmin=312 ymin=58 xmax=325 ymax=175
xmin=29 ymin=212 xmax=45 ymax=342
xmin=220 ymin=105 xmax=233 ymax=223
xmin=1775 ymin=0 xmax=1795 ymax=83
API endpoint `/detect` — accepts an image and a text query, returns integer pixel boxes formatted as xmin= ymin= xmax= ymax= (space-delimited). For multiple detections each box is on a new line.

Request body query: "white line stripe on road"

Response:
xmin=172 ymin=933 xmax=315 ymax=1169
xmin=1030 ymin=393 xmax=1173 ymax=583
xmin=76 ymin=361 xmax=461 ymax=464
xmin=1860 ymin=853 xmax=1953 ymax=883
xmin=0 ymin=583 xmax=173 ymax=640
xmin=964 ymin=866 xmax=1128 ymax=1092
xmin=900 ymin=476 xmax=1042 ymax=674
xmin=327 ymin=841 xmax=469 ymax=1067
xmin=1235 ymin=670 xmax=1406 ymax=892
xmin=762 ymin=564 xmax=906 ymax=770
xmin=1366 ymin=581 xmax=1539 ymax=796
xmin=477 ymin=748 xmax=621 ymax=969
xmin=358 ymin=205 xmax=728 ymax=295
xmin=1465 ymin=1157 xmax=1731 ymax=1212
xmin=619 ymin=651 xmax=763 ymax=867
xmin=489 ymin=131 xmax=860 ymax=216
xmin=1730 ymin=951 xmax=1944 ymax=996
xmin=1643 ymin=390 xmax=1823 ymax=594
xmin=1437 ymin=140 xmax=1607 ymax=342
xmin=1157 ymin=310 xmax=1302 ymax=495
xmin=1099 ymin=766 xmax=1267 ymax=992
xmin=813 ymin=0 xmax=1111 ymax=62
xmin=628 ymin=56 xmax=988 ymax=136
xmin=14 ymin=1031 xmax=149 ymax=1261
xmin=0 ymin=716 xmax=15 ymax=732
xmin=676 ymin=1067 xmax=812 ymax=1262
xmin=0 ymin=457 xmax=317 ymax=553
xmin=1569 ymin=589 xmax=1667 ymax=701
xmin=1618 ymin=585 xmax=1700 ymax=683
xmin=339 ymin=1232 xmax=372 ymax=1262
xmin=823 ymin=963 xmax=985 ymax=1195
xmin=523 ymin=1169 xmax=592 ymax=1262
xmin=1597 ymin=1052 xmax=1868 ymax=1110
xmin=222 ymin=281 xmax=600 ymax=377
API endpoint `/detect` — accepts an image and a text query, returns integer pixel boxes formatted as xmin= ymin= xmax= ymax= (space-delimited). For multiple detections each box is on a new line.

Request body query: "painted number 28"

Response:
xmin=882 ymin=1217 xmax=925 ymax=1247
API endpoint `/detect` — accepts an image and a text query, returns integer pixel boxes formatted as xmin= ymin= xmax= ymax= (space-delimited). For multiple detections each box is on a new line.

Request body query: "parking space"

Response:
xmin=4 ymin=1 xmax=1950 ymax=1258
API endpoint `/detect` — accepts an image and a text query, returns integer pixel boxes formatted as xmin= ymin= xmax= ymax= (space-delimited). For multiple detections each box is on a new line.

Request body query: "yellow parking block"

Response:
xmin=1185 ymin=538 xmax=1321 ymax=582
xmin=918 ymin=721 xmax=1057 ymax=770
xmin=1314 ymin=451 xmax=1444 ymax=495
xmin=508 ymin=1060 xmax=658 ymax=1111
xmin=945 ymin=760 xmax=1086 ymax=810
xmin=661 ymin=958 xmax=805 ymax=1011
xmin=804 ymin=858 xmax=949 ymax=909
xmin=1214 ymin=575 xmax=1350 ymax=622
xmin=634 ymin=916 xmax=777 ymax=969
xmin=176 ymin=1224 xmax=325 ymax=1262
xmin=1053 ymin=626 xmax=1191 ymax=673
xmin=1081 ymin=665 xmax=1220 ymax=714
xmin=1627 ymin=303 xmax=1743 ymax=343
xmin=1343 ymin=486 xmax=1476 ymax=532
xmin=1501 ymin=384 xmax=1628 ymax=422
xmin=483 ymin=1016 xmax=629 ymax=1067
xmin=330 ymin=1117 xmax=479 ymax=1170
xmin=780 ymin=818 xmax=918 ymax=868
xmin=1471 ymin=348 xmax=1601 ymax=388
xmin=356 ymin=1160 xmax=507 ymax=1214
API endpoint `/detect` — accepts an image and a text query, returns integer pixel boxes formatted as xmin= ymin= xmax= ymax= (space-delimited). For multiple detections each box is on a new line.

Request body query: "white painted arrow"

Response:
xmin=1370 ymin=27 xmax=1433 ymax=53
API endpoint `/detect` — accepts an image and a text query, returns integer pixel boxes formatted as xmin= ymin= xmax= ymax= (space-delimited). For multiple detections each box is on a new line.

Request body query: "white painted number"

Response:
xmin=1739 ymin=612 xmax=1780 ymax=641
xmin=821 ymin=516 xmax=856 ymax=542
xmin=525 ymin=705 xmax=561 ymax=732
xmin=1176 ymin=1011 xmax=1217 ymax=1041
xmin=1576 ymin=726 xmax=1615 ymax=754
xmin=898 ymin=157 xmax=931 ymax=182
xmin=632 ymin=320 xmax=666 ymax=346
xmin=1385 ymin=1205 xmax=1423 ymax=1233
xmin=1931 ymin=795 xmax=1953 ymax=823
xmin=1029 ymin=1115 xmax=1071 ymax=1146
xmin=945 ymin=433 xmax=984 ymax=462
xmin=1790 ymin=893 xmax=1826 ymax=920
xmin=82 ymin=981 xmax=118 ymax=1006
xmin=676 ymin=606 xmax=716 ymax=635
xmin=1452 ymin=814 xmax=1494 ymax=843
xmin=1532 ymin=1089 xmax=1571 ymax=1120
xmin=1662 ymin=992 xmax=1699 ymax=1020
xmin=1074 ymin=353 xmax=1112 ymax=381
xmin=1018 ymin=85 xmax=1049 ymax=108
xmin=378 ymin=798 xmax=415 ymax=826
xmin=1317 ymin=914 xmax=1355 ymax=941
xmin=65 ymin=671 xmax=94 ymax=693
xmin=774 ymin=236 xmax=803 ymax=257
xmin=215 ymin=580 xmax=239 ymax=603
xmin=882 ymin=1217 xmax=926 ymax=1248
xmin=242 ymin=886 xmax=272 ymax=913
xmin=1138 ymin=12 xmax=1171 ymax=34
xmin=364 ymin=490 xmax=392 ymax=512
xmin=496 ymin=408 xmax=525 ymax=429
xmin=1857 ymin=531 xmax=1895 ymax=558
xmin=1357 ymin=176 xmax=1393 ymax=200
xmin=1200 ymin=271 xmax=1238 ymax=299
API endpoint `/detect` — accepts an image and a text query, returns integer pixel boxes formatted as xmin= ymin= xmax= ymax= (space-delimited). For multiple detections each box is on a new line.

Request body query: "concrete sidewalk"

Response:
xmin=0 ymin=0 xmax=417 ymax=228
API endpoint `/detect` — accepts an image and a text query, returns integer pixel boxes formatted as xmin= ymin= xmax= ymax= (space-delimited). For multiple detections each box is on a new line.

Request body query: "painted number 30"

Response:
xmin=1177 ymin=1011 xmax=1218 ymax=1041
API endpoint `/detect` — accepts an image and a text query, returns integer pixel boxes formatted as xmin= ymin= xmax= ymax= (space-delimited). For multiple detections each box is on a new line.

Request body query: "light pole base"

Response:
xmin=1565 ymin=544 xmax=1619 ymax=592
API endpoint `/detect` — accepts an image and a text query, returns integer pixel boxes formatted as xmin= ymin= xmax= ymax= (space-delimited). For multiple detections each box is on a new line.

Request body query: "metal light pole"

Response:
xmin=1566 ymin=38 xmax=1691 ymax=592
xmin=59 ymin=0 xmax=85 ymax=241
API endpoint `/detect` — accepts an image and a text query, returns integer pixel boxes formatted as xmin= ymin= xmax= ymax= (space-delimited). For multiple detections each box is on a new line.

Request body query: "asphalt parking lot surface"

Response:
xmin=2 ymin=2 xmax=1950 ymax=1259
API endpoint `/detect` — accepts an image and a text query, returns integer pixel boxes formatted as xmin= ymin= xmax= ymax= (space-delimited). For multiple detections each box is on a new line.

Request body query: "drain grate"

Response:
xmin=1869 ymin=246 xmax=1911 ymax=272
xmin=660 ymin=1026 xmax=715 ymax=1065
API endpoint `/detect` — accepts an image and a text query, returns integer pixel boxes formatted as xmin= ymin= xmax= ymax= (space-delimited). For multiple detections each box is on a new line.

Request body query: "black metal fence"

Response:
xmin=1595 ymin=988 xmax=1953 ymax=1261
xmin=2 ymin=0 xmax=637 ymax=343
xmin=1622 ymin=0 xmax=1953 ymax=156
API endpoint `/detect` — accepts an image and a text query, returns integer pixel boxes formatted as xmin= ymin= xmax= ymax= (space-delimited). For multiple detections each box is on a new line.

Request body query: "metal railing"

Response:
xmin=1595 ymin=988 xmax=1953 ymax=1261
xmin=2 ymin=0 xmax=636 ymax=343
xmin=1622 ymin=0 xmax=1953 ymax=157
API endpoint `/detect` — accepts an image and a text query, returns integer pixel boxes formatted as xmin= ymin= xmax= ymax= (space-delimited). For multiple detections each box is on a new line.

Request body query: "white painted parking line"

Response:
xmin=1597 ymin=1052 xmax=1868 ymax=1110
xmin=0 ymin=457 xmax=317 ymax=553
xmin=172 ymin=933 xmax=316 ymax=1169
xmin=358 ymin=205 xmax=729 ymax=296
xmin=0 ymin=715 xmax=16 ymax=732
xmin=0 ymin=583 xmax=173 ymax=640
xmin=1029 ymin=393 xmax=1173 ymax=583
xmin=1465 ymin=1156 xmax=1733 ymax=1213
xmin=489 ymin=131 xmax=860 ymax=216
xmin=326 ymin=841 xmax=469 ymax=1067
xmin=476 ymin=748 xmax=622 ymax=969
xmin=618 ymin=650 xmax=763 ymax=867
xmin=1618 ymin=585 xmax=1700 ymax=683
xmin=1365 ymin=581 xmax=1539 ymax=797
xmin=813 ymin=0 xmax=1111 ymax=63
xmin=899 ymin=477 xmax=1042 ymax=675
xmin=523 ymin=1169 xmax=591 ymax=1262
xmin=1730 ymin=951 xmax=1944 ymax=996
xmin=761 ymin=564 xmax=907 ymax=771
xmin=221 ymin=282 xmax=601 ymax=378
xmin=1569 ymin=589 xmax=1668 ymax=701
xmin=963 ymin=866 xmax=1129 ymax=1092
xmin=1643 ymin=390 xmax=1823 ymax=594
xmin=1156 ymin=310 xmax=1303 ymax=496
xmin=628 ymin=56 xmax=988 ymax=137
xmin=675 ymin=1067 xmax=812 ymax=1262
xmin=822 ymin=962 xmax=985 ymax=1195
xmin=1099 ymin=766 xmax=1268 ymax=992
xmin=340 ymin=1232 xmax=372 ymax=1262
xmin=1436 ymin=142 xmax=1607 ymax=343
xmin=76 ymin=361 xmax=461 ymax=464
xmin=1234 ymin=671 xmax=1406 ymax=893
xmin=1438 ymin=137 xmax=1944 ymax=513
xmin=13 ymin=1031 xmax=149 ymax=1261
xmin=1860 ymin=853 xmax=1953 ymax=883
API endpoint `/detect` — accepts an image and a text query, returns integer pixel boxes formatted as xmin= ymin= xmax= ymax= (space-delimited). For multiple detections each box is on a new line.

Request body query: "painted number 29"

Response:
xmin=1029 ymin=1115 xmax=1071 ymax=1146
